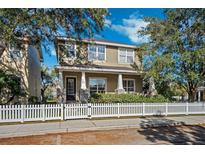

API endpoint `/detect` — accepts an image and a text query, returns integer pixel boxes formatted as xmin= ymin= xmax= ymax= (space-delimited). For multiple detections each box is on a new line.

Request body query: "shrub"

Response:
xmin=89 ymin=93 xmax=169 ymax=103
xmin=28 ymin=96 xmax=40 ymax=104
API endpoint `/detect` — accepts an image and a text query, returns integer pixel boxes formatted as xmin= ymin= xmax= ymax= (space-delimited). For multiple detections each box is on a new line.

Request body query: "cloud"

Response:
xmin=108 ymin=12 xmax=149 ymax=44
xmin=94 ymin=34 xmax=104 ymax=39
xmin=51 ymin=49 xmax=56 ymax=56
xmin=104 ymin=18 xmax=112 ymax=28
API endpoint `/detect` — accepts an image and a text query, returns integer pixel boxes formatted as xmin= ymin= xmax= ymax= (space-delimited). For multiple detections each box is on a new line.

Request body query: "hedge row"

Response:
xmin=89 ymin=93 xmax=169 ymax=103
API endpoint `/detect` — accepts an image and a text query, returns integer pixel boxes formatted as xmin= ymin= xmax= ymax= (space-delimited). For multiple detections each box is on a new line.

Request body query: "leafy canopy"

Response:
xmin=0 ymin=8 xmax=108 ymax=53
xmin=139 ymin=9 xmax=205 ymax=101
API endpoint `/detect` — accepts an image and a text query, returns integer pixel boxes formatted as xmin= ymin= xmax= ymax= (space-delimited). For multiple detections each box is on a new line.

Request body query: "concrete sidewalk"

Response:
xmin=0 ymin=115 xmax=205 ymax=138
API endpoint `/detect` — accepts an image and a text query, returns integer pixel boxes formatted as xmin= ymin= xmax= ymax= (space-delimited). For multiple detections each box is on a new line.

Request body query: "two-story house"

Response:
xmin=0 ymin=37 xmax=43 ymax=103
xmin=55 ymin=37 xmax=144 ymax=103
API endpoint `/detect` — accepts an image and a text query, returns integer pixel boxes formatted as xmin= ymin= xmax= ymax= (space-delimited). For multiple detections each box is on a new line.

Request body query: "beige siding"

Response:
xmin=62 ymin=71 xmax=143 ymax=101
xmin=58 ymin=42 xmax=142 ymax=69
xmin=0 ymin=43 xmax=42 ymax=103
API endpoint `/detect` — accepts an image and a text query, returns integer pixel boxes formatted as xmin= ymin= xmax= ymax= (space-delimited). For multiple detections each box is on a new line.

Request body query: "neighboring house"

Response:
xmin=0 ymin=38 xmax=43 ymax=103
xmin=197 ymin=81 xmax=205 ymax=102
xmin=55 ymin=37 xmax=144 ymax=103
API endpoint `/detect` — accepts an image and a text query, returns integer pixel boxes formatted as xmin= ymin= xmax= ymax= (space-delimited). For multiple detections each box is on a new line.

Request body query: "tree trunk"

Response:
xmin=7 ymin=95 xmax=15 ymax=104
xmin=188 ymin=88 xmax=197 ymax=102
xmin=41 ymin=89 xmax=46 ymax=104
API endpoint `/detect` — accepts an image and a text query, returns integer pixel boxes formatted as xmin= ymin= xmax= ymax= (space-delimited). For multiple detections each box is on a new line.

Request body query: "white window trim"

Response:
xmin=123 ymin=78 xmax=136 ymax=93
xmin=88 ymin=77 xmax=107 ymax=94
xmin=88 ymin=44 xmax=106 ymax=62
xmin=118 ymin=48 xmax=134 ymax=64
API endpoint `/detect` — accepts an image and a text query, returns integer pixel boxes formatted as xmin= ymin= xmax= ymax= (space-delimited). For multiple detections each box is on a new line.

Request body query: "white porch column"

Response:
xmin=117 ymin=74 xmax=123 ymax=90
xmin=198 ymin=90 xmax=201 ymax=102
xmin=116 ymin=73 xmax=125 ymax=93
xmin=81 ymin=71 xmax=87 ymax=90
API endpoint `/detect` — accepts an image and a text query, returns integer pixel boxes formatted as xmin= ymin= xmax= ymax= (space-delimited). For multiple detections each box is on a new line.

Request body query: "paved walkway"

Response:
xmin=0 ymin=115 xmax=205 ymax=138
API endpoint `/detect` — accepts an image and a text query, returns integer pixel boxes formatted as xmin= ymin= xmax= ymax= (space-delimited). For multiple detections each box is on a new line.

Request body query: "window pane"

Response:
xmin=65 ymin=44 xmax=75 ymax=57
xmin=127 ymin=56 xmax=134 ymax=63
xmin=97 ymin=79 xmax=105 ymax=87
xmin=98 ymin=53 xmax=105 ymax=61
xmin=119 ymin=50 xmax=126 ymax=63
xmin=119 ymin=48 xmax=126 ymax=53
xmin=69 ymin=50 xmax=75 ymax=57
xmin=128 ymin=80 xmax=134 ymax=87
xmin=98 ymin=46 xmax=105 ymax=53
xmin=89 ymin=45 xmax=97 ymax=52
xmin=88 ymin=52 xmax=97 ymax=61
xmin=89 ymin=79 xmax=97 ymax=86
xmin=128 ymin=87 xmax=134 ymax=92
xmin=127 ymin=50 xmax=134 ymax=63
xmin=119 ymin=55 xmax=126 ymax=63
xmin=127 ymin=50 xmax=133 ymax=56
xmin=123 ymin=80 xmax=135 ymax=92
xmin=88 ymin=45 xmax=97 ymax=61
xmin=89 ymin=78 xmax=106 ymax=94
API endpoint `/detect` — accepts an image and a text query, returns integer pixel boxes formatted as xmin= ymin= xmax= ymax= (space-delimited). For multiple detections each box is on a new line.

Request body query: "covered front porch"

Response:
xmin=56 ymin=65 xmax=144 ymax=103
xmin=197 ymin=86 xmax=205 ymax=102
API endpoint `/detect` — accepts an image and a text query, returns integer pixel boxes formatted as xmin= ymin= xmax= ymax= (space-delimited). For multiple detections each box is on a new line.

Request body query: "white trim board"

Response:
xmin=56 ymin=65 xmax=144 ymax=75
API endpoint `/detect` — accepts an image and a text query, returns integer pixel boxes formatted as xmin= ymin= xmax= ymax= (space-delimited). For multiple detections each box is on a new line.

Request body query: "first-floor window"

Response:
xmin=123 ymin=79 xmax=135 ymax=92
xmin=89 ymin=78 xmax=106 ymax=95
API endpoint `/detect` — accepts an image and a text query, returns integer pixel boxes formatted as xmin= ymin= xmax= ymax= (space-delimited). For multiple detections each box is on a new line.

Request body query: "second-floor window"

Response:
xmin=88 ymin=44 xmax=106 ymax=61
xmin=64 ymin=43 xmax=76 ymax=58
xmin=118 ymin=48 xmax=134 ymax=64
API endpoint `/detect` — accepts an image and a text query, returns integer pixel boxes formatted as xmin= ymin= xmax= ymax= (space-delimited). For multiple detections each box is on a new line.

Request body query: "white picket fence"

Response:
xmin=0 ymin=102 xmax=205 ymax=123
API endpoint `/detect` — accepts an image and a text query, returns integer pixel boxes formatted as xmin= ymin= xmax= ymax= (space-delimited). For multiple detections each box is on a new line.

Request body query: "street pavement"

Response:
xmin=0 ymin=115 xmax=205 ymax=139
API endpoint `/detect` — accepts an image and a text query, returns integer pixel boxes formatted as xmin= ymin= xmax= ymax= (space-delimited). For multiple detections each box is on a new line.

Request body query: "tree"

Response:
xmin=41 ymin=66 xmax=56 ymax=103
xmin=139 ymin=9 xmax=205 ymax=101
xmin=0 ymin=70 xmax=26 ymax=104
xmin=0 ymin=9 xmax=108 ymax=53
xmin=0 ymin=9 xmax=108 ymax=100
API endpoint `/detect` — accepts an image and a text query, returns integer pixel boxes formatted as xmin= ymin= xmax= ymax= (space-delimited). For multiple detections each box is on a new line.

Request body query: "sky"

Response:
xmin=43 ymin=8 xmax=165 ymax=69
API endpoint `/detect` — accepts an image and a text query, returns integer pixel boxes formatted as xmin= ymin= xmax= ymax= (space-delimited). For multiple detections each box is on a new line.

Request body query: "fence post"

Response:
xmin=142 ymin=103 xmax=145 ymax=116
xmin=165 ymin=103 xmax=168 ymax=116
xmin=88 ymin=103 xmax=92 ymax=119
xmin=61 ymin=104 xmax=64 ymax=120
xmin=21 ymin=105 xmax=24 ymax=123
xmin=186 ymin=102 xmax=189 ymax=115
xmin=42 ymin=104 xmax=46 ymax=121
xmin=117 ymin=103 xmax=120 ymax=118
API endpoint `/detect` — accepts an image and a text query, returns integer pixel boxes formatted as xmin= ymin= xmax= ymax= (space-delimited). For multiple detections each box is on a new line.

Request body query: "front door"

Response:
xmin=66 ymin=77 xmax=76 ymax=101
